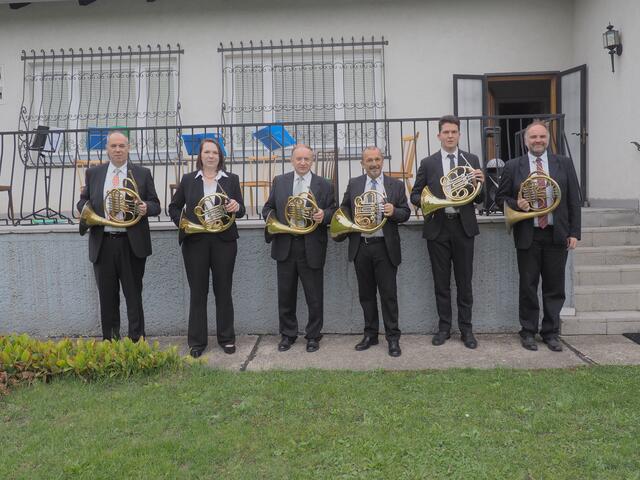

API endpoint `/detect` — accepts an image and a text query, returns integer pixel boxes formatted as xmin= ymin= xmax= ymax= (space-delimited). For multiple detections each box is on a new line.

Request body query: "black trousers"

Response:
xmin=354 ymin=239 xmax=401 ymax=340
xmin=182 ymin=234 xmax=237 ymax=349
xmin=516 ymin=226 xmax=568 ymax=339
xmin=276 ymin=237 xmax=323 ymax=340
xmin=426 ymin=217 xmax=475 ymax=334
xmin=93 ymin=234 xmax=146 ymax=341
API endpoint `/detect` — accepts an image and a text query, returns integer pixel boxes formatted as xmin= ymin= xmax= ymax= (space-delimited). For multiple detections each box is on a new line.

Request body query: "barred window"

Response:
xmin=220 ymin=38 xmax=387 ymax=149
xmin=20 ymin=45 xmax=182 ymax=152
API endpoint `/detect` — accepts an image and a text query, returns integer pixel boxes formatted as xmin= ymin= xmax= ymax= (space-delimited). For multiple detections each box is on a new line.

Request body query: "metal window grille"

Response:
xmin=219 ymin=37 xmax=387 ymax=149
xmin=19 ymin=45 xmax=183 ymax=154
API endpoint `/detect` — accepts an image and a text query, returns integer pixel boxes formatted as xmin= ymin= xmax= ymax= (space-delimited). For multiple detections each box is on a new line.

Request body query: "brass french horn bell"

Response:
xmin=420 ymin=165 xmax=483 ymax=216
xmin=265 ymin=191 xmax=320 ymax=235
xmin=330 ymin=190 xmax=387 ymax=238
xmin=504 ymin=172 xmax=561 ymax=233
xmin=179 ymin=192 xmax=236 ymax=235
xmin=80 ymin=176 xmax=143 ymax=228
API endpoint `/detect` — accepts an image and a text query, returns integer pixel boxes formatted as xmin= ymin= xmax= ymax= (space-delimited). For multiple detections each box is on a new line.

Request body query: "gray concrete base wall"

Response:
xmin=0 ymin=219 xmax=573 ymax=337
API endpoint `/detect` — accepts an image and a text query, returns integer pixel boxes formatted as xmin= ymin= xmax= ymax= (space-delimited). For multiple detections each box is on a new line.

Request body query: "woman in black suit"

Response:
xmin=169 ymin=139 xmax=245 ymax=357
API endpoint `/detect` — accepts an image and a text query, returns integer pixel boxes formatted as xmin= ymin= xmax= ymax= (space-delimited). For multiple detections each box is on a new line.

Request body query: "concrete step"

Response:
xmin=580 ymin=225 xmax=640 ymax=247
xmin=574 ymin=264 xmax=640 ymax=286
xmin=574 ymin=284 xmax=640 ymax=312
xmin=562 ymin=310 xmax=640 ymax=335
xmin=574 ymin=245 xmax=640 ymax=266
xmin=582 ymin=208 xmax=640 ymax=228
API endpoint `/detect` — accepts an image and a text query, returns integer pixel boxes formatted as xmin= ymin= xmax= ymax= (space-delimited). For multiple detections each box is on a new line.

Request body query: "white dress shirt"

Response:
xmin=196 ymin=169 xmax=228 ymax=196
xmin=362 ymin=173 xmax=386 ymax=238
xmin=292 ymin=171 xmax=312 ymax=195
xmin=441 ymin=148 xmax=459 ymax=214
xmin=103 ymin=161 xmax=128 ymax=232
xmin=527 ymin=151 xmax=554 ymax=226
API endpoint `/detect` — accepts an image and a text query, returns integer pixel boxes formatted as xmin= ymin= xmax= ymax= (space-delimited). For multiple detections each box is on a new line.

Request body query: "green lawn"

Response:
xmin=1 ymin=366 xmax=639 ymax=479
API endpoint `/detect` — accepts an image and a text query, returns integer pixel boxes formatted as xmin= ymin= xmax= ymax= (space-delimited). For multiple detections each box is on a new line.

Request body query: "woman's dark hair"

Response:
xmin=196 ymin=138 xmax=226 ymax=172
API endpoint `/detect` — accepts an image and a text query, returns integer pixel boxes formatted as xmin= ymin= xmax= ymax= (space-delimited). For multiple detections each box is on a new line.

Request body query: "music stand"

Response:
xmin=20 ymin=125 xmax=71 ymax=225
xmin=253 ymin=125 xmax=296 ymax=151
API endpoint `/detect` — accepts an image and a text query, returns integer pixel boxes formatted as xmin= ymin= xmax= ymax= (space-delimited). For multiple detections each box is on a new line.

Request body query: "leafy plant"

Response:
xmin=0 ymin=334 xmax=184 ymax=393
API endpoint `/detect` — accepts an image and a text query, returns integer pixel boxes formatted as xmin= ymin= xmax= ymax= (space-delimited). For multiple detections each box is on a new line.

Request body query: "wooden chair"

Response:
xmin=240 ymin=154 xmax=278 ymax=211
xmin=75 ymin=159 xmax=102 ymax=190
xmin=387 ymin=132 xmax=420 ymax=194
xmin=0 ymin=184 xmax=15 ymax=224
xmin=315 ymin=149 xmax=338 ymax=184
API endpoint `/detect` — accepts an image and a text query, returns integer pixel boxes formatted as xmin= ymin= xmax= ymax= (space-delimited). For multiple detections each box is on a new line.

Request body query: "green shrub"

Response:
xmin=0 ymin=334 xmax=184 ymax=393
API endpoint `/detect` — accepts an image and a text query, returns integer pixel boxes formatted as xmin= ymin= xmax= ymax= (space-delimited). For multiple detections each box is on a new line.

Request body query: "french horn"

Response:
xmin=80 ymin=176 xmax=143 ymax=228
xmin=504 ymin=172 xmax=561 ymax=232
xmin=179 ymin=192 xmax=236 ymax=235
xmin=265 ymin=191 xmax=320 ymax=235
xmin=330 ymin=190 xmax=387 ymax=238
xmin=420 ymin=164 xmax=483 ymax=216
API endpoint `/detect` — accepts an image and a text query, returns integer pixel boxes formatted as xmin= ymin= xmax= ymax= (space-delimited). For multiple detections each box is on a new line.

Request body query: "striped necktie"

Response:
xmin=535 ymin=158 xmax=548 ymax=229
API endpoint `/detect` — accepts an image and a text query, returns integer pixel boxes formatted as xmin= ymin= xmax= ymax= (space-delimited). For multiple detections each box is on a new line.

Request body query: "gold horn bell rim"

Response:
xmin=180 ymin=193 xmax=236 ymax=235
xmin=420 ymin=165 xmax=483 ymax=217
xmin=504 ymin=172 xmax=561 ymax=233
xmin=79 ymin=177 xmax=144 ymax=229
xmin=329 ymin=189 xmax=388 ymax=238
xmin=265 ymin=191 xmax=320 ymax=235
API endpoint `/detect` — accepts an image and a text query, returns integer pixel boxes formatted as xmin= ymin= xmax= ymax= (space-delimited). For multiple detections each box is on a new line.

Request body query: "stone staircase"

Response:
xmin=562 ymin=208 xmax=640 ymax=334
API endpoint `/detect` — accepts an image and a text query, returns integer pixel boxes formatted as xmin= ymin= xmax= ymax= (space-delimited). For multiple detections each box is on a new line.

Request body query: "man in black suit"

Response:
xmin=77 ymin=131 xmax=161 ymax=341
xmin=336 ymin=146 xmax=411 ymax=357
xmin=262 ymin=144 xmax=336 ymax=352
xmin=410 ymin=115 xmax=485 ymax=349
xmin=496 ymin=121 xmax=581 ymax=352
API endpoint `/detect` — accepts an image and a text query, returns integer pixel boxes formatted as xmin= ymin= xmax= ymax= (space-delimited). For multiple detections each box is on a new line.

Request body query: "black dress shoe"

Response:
xmin=543 ymin=336 xmax=563 ymax=352
xmin=355 ymin=336 xmax=379 ymax=351
xmin=520 ymin=335 xmax=538 ymax=351
xmin=461 ymin=332 xmax=478 ymax=349
xmin=278 ymin=336 xmax=296 ymax=352
xmin=306 ymin=338 xmax=320 ymax=353
xmin=432 ymin=331 xmax=451 ymax=346
xmin=189 ymin=347 xmax=204 ymax=358
xmin=388 ymin=339 xmax=401 ymax=357
xmin=222 ymin=344 xmax=236 ymax=355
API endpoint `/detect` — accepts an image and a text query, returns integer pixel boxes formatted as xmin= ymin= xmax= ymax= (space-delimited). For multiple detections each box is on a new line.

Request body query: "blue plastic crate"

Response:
xmin=253 ymin=125 xmax=296 ymax=151
xmin=181 ymin=133 xmax=227 ymax=156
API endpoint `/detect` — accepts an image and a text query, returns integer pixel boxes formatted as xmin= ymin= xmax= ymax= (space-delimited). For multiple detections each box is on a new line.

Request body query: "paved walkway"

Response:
xmin=148 ymin=334 xmax=640 ymax=371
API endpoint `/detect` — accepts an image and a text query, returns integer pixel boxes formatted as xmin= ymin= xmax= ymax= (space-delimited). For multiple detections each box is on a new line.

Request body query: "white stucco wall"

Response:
xmin=0 ymin=0 xmax=575 ymax=129
xmin=572 ymin=0 xmax=640 ymax=206
xmin=1 ymin=0 xmax=638 ymax=206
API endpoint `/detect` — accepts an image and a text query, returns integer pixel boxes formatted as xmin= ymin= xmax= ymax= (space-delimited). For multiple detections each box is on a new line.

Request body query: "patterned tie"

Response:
xmin=447 ymin=153 xmax=456 ymax=171
xmin=535 ymin=158 xmax=548 ymax=229
xmin=371 ymin=178 xmax=383 ymax=224
xmin=112 ymin=168 xmax=120 ymax=188
xmin=293 ymin=176 xmax=305 ymax=196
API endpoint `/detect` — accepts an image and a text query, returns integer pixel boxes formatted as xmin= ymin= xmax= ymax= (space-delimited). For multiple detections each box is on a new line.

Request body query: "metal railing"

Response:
xmin=0 ymin=114 xmax=569 ymax=226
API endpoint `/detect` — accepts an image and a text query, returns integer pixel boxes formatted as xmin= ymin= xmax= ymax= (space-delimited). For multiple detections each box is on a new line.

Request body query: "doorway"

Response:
xmin=487 ymin=74 xmax=557 ymax=160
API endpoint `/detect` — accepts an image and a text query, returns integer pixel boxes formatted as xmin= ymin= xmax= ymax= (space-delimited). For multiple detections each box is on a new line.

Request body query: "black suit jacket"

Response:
xmin=262 ymin=171 xmax=336 ymax=269
xmin=77 ymin=162 xmax=161 ymax=263
xmin=410 ymin=150 xmax=485 ymax=240
xmin=168 ymin=171 xmax=246 ymax=245
xmin=495 ymin=153 xmax=582 ymax=249
xmin=336 ymin=174 xmax=411 ymax=266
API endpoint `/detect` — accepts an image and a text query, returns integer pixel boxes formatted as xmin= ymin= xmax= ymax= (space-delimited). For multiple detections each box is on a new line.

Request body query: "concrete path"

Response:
xmin=148 ymin=334 xmax=640 ymax=371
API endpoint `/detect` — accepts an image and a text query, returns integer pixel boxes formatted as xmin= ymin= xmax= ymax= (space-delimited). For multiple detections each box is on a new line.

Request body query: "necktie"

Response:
xmin=293 ymin=176 xmax=305 ymax=196
xmin=371 ymin=178 xmax=382 ymax=223
xmin=535 ymin=158 xmax=548 ymax=229
xmin=112 ymin=169 xmax=120 ymax=188
xmin=447 ymin=153 xmax=456 ymax=171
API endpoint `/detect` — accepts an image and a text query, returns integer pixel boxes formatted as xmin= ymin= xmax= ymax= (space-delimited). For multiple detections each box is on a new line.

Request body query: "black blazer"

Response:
xmin=336 ymin=174 xmax=411 ymax=266
xmin=410 ymin=150 xmax=485 ymax=240
xmin=168 ymin=171 xmax=246 ymax=245
xmin=262 ymin=171 xmax=336 ymax=269
xmin=77 ymin=162 xmax=161 ymax=263
xmin=495 ymin=153 xmax=582 ymax=249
